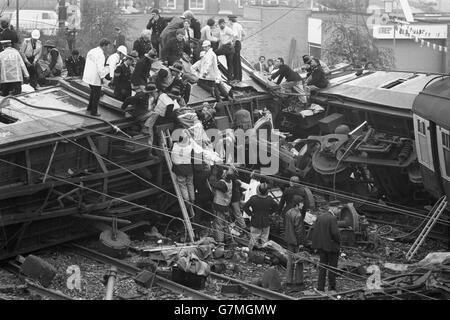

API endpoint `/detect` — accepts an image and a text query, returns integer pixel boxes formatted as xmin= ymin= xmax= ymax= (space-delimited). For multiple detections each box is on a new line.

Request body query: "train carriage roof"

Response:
xmin=315 ymin=71 xmax=441 ymax=117
xmin=412 ymin=76 xmax=450 ymax=129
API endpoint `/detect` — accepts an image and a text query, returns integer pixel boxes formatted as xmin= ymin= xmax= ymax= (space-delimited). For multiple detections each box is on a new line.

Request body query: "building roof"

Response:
xmin=413 ymin=75 xmax=450 ymax=128
xmin=316 ymin=70 xmax=440 ymax=116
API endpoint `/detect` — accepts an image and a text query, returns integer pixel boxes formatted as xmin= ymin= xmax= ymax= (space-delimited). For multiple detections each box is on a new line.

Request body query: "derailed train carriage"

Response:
xmin=0 ymin=67 xmax=277 ymax=261
xmin=412 ymin=75 xmax=450 ymax=202
xmin=269 ymin=70 xmax=446 ymax=205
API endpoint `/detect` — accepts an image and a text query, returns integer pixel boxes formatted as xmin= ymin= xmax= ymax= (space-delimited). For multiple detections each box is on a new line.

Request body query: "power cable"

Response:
xmin=0 ymin=156 xmax=439 ymax=300
xmin=6 ymin=98 xmax=447 ymax=228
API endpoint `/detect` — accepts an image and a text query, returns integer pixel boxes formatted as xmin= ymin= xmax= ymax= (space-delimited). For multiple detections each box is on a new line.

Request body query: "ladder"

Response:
xmin=406 ymin=196 xmax=448 ymax=261
xmin=160 ymin=129 xmax=196 ymax=242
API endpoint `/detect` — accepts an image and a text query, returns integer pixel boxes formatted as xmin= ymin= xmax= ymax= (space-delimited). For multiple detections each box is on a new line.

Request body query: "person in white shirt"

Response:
xmin=192 ymin=40 xmax=230 ymax=103
xmin=215 ymin=18 xmax=235 ymax=81
xmin=254 ymin=56 xmax=268 ymax=73
xmin=229 ymin=15 xmax=245 ymax=82
xmin=106 ymin=45 xmax=127 ymax=86
xmin=83 ymin=38 xmax=111 ymax=117
xmin=200 ymin=18 xmax=219 ymax=48
xmin=0 ymin=40 xmax=29 ymax=96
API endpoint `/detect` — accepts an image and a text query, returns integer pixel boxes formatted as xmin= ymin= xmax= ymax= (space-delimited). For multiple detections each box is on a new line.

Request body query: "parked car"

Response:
xmin=3 ymin=10 xmax=66 ymax=36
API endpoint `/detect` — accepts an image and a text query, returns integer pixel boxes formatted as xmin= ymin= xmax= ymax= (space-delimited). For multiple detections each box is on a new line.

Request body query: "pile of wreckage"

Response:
xmin=126 ymin=220 xmax=450 ymax=300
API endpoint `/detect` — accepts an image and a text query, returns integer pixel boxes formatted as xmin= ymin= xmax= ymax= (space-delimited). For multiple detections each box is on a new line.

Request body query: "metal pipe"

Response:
xmin=104 ymin=266 xmax=117 ymax=300
xmin=77 ymin=214 xmax=132 ymax=225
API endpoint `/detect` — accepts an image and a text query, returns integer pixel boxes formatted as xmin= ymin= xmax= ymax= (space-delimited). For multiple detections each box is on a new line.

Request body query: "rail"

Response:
xmin=25 ymin=279 xmax=74 ymax=300
xmin=68 ymin=244 xmax=216 ymax=300
xmin=210 ymin=272 xmax=297 ymax=300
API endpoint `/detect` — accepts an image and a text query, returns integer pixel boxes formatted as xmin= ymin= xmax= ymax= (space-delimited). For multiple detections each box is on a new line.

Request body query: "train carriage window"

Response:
xmin=413 ymin=115 xmax=434 ymax=171
xmin=438 ymin=127 xmax=450 ymax=181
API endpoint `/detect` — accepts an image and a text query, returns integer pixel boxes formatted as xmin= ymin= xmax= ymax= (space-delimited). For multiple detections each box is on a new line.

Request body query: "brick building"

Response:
xmin=116 ymin=0 xmax=246 ymax=15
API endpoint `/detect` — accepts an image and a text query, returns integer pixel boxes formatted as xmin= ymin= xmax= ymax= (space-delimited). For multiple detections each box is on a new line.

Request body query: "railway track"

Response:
xmin=25 ymin=279 xmax=74 ymax=300
xmin=68 ymin=244 xmax=216 ymax=300
xmin=1 ymin=261 xmax=74 ymax=300
xmin=69 ymin=244 xmax=298 ymax=301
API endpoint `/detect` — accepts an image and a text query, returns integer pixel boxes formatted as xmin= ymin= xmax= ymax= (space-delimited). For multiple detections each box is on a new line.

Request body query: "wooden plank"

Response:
xmin=24 ymin=150 xmax=33 ymax=185
xmin=0 ymin=158 xmax=161 ymax=201
xmin=0 ymin=187 xmax=161 ymax=227
xmin=160 ymin=130 xmax=195 ymax=242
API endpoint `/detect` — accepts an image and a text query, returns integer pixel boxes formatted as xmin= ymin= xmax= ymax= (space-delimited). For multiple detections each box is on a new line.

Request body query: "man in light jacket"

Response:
xmin=83 ymin=39 xmax=111 ymax=117
xmin=0 ymin=40 xmax=29 ymax=96
xmin=192 ymin=40 xmax=230 ymax=103
xmin=106 ymin=45 xmax=127 ymax=85
xmin=20 ymin=29 xmax=42 ymax=89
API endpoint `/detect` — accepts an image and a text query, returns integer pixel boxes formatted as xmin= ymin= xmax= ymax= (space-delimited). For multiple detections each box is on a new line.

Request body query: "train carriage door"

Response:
xmin=413 ymin=115 xmax=435 ymax=171
xmin=437 ymin=126 xmax=450 ymax=182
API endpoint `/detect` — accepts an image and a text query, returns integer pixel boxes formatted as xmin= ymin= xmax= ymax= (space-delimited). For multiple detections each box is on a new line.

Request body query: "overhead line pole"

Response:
xmin=16 ymin=0 xmax=19 ymax=32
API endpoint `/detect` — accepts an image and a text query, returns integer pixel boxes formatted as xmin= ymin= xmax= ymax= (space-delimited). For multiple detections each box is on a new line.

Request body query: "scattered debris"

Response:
xmin=260 ymin=268 xmax=282 ymax=291
xmin=20 ymin=255 xmax=57 ymax=288
xmin=221 ymin=284 xmax=250 ymax=296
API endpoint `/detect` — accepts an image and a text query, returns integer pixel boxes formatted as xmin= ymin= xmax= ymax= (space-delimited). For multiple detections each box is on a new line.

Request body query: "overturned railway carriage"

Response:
xmin=0 ymin=69 xmax=275 ymax=261
xmin=275 ymin=71 xmax=443 ymax=204
xmin=413 ymin=76 xmax=450 ymax=201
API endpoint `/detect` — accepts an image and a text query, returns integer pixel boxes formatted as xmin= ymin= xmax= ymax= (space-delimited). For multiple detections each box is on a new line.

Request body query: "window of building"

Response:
xmin=189 ymin=0 xmax=205 ymax=10
xmin=162 ymin=0 xmax=176 ymax=9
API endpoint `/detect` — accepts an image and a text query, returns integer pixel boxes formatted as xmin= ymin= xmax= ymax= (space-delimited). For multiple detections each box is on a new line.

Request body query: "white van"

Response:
xmin=3 ymin=10 xmax=64 ymax=36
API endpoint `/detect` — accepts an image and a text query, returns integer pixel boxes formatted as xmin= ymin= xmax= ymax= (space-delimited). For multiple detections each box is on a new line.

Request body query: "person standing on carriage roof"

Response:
xmin=228 ymin=15 xmax=245 ymax=82
xmin=146 ymin=9 xmax=169 ymax=57
xmin=114 ymin=51 xmax=138 ymax=101
xmin=0 ymin=40 xmax=29 ymax=96
xmin=83 ymin=38 xmax=111 ymax=117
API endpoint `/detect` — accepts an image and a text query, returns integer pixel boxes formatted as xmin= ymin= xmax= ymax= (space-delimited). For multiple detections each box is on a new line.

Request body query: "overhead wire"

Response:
xmin=0 ymin=154 xmax=439 ymax=300
xmin=3 ymin=105 xmax=253 ymax=240
xmin=5 ymin=98 xmax=448 ymax=229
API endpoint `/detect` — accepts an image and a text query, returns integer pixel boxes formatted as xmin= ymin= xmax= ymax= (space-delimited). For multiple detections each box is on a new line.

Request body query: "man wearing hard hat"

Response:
xmin=20 ymin=30 xmax=42 ymax=89
xmin=105 ymin=45 xmax=128 ymax=87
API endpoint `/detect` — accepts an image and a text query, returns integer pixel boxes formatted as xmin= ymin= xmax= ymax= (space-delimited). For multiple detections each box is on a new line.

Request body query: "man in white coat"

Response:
xmin=83 ymin=38 xmax=111 ymax=117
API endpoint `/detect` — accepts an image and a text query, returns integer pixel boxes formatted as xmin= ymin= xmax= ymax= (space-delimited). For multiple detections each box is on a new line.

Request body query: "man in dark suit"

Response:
xmin=254 ymin=56 xmax=268 ymax=73
xmin=270 ymin=57 xmax=301 ymax=84
xmin=146 ymin=9 xmax=169 ymax=57
xmin=311 ymin=201 xmax=341 ymax=292
xmin=278 ymin=176 xmax=310 ymax=218
xmin=161 ymin=29 xmax=191 ymax=66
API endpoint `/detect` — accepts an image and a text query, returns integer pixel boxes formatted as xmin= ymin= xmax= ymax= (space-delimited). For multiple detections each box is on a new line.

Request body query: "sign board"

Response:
xmin=308 ymin=18 xmax=322 ymax=45
xmin=373 ymin=24 xmax=448 ymax=39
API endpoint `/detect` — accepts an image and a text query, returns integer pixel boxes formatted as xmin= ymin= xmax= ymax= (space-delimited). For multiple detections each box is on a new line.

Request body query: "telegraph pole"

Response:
xmin=446 ymin=24 xmax=450 ymax=73
xmin=58 ymin=0 xmax=67 ymax=33
xmin=16 ymin=0 xmax=19 ymax=31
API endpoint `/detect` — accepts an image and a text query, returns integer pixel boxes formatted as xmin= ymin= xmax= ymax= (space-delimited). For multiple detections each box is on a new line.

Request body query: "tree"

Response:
xmin=77 ymin=0 xmax=129 ymax=53
xmin=319 ymin=1 xmax=395 ymax=69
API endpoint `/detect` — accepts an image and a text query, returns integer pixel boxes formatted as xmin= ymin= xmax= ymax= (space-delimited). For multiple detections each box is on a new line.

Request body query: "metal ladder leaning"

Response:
xmin=406 ymin=196 xmax=448 ymax=261
xmin=160 ymin=129 xmax=196 ymax=242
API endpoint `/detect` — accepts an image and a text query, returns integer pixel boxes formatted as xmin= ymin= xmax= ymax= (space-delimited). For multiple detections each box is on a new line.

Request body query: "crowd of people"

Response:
xmin=0 ymin=15 xmax=70 ymax=96
xmin=0 ymin=10 xmax=345 ymax=293
xmin=254 ymin=54 xmax=332 ymax=104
